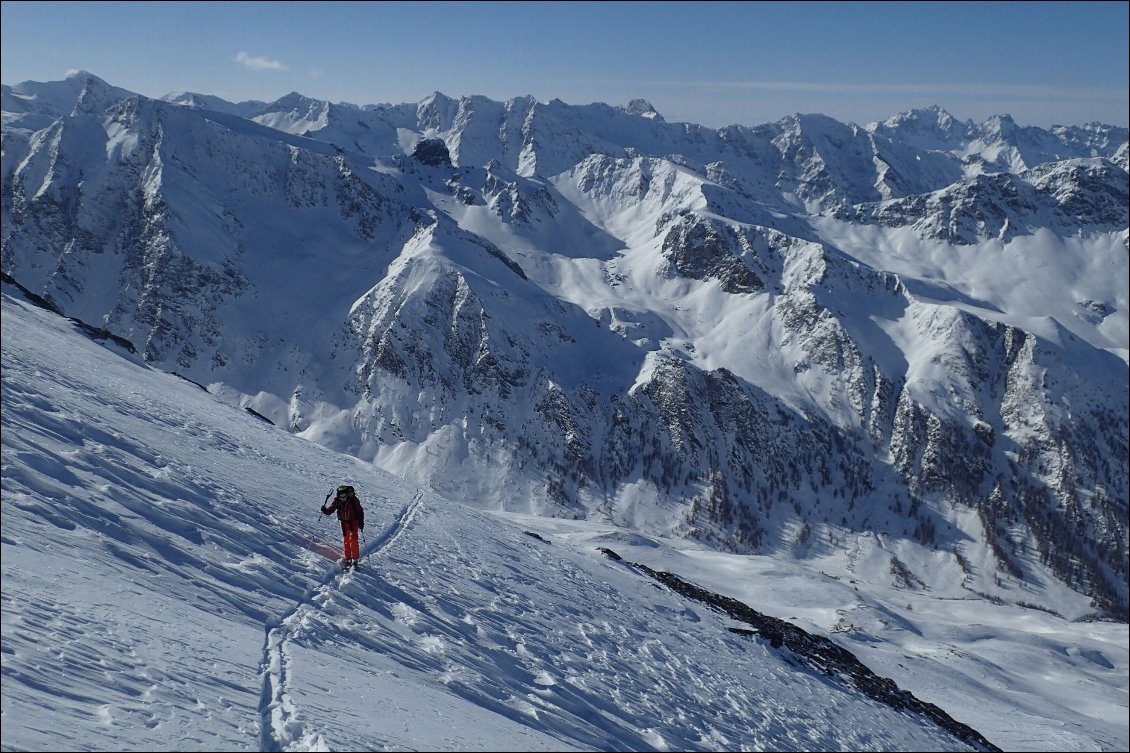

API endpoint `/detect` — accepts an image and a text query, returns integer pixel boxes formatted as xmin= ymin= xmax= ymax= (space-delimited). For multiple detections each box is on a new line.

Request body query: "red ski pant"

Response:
xmin=340 ymin=519 xmax=360 ymax=560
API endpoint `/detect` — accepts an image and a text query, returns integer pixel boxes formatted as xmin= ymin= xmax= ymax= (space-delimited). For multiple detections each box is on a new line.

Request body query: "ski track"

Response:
xmin=258 ymin=491 xmax=426 ymax=751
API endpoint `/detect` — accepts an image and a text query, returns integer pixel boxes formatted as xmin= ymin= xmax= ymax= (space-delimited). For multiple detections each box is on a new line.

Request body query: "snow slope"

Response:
xmin=3 ymin=280 xmax=1126 ymax=751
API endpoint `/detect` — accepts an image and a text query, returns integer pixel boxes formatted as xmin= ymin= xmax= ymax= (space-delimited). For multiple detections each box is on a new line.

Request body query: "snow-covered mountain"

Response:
xmin=2 ymin=71 xmax=1127 ymax=626
xmin=4 ymin=279 xmax=1127 ymax=752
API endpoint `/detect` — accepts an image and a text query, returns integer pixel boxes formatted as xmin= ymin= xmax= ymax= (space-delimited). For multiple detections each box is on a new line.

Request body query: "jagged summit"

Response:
xmin=620 ymin=98 xmax=664 ymax=121
xmin=871 ymin=105 xmax=970 ymax=140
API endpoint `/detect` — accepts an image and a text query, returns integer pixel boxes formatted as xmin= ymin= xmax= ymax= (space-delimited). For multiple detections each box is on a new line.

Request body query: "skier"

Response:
xmin=321 ymin=485 xmax=365 ymax=568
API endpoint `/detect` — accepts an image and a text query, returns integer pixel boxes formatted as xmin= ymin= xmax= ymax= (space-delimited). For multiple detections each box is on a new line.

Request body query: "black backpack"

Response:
xmin=338 ymin=487 xmax=363 ymax=522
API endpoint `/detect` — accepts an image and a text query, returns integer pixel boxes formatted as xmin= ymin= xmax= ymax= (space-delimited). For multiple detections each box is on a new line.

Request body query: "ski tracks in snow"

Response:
xmin=258 ymin=491 xmax=425 ymax=751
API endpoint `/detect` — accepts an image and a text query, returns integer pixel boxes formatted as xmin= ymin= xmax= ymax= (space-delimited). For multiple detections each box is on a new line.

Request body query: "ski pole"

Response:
xmin=315 ymin=490 xmax=333 ymax=525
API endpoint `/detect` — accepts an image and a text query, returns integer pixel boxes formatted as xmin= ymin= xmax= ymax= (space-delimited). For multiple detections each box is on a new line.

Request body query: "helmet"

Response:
xmin=337 ymin=484 xmax=354 ymax=494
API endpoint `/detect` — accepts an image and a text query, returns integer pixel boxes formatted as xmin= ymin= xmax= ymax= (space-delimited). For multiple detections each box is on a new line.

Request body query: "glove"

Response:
xmin=320 ymin=505 xmax=328 ymax=514
xmin=359 ymin=522 xmax=364 ymax=531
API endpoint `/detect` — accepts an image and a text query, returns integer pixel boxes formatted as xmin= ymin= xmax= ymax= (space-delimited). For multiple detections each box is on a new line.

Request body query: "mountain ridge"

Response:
xmin=3 ymin=71 xmax=1126 ymax=620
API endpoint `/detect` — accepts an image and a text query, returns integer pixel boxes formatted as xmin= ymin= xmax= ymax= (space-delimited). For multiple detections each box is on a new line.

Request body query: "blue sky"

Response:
xmin=2 ymin=1 xmax=1127 ymax=128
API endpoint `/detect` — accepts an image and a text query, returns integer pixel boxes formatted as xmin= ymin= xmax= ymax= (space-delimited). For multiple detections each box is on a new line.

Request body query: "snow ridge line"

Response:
xmin=257 ymin=490 xmax=427 ymax=751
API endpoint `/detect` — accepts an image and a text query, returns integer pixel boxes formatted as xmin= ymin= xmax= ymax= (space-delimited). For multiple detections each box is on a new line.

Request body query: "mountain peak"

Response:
xmin=270 ymin=91 xmax=321 ymax=109
xmin=870 ymin=105 xmax=972 ymax=145
xmin=981 ymin=113 xmax=1020 ymax=138
xmin=620 ymin=98 xmax=665 ymax=121
xmin=56 ymin=69 xmax=136 ymax=114
xmin=64 ymin=68 xmax=106 ymax=85
xmin=879 ymin=105 xmax=957 ymax=129
xmin=163 ymin=90 xmax=267 ymax=117
xmin=420 ymin=90 xmax=458 ymax=108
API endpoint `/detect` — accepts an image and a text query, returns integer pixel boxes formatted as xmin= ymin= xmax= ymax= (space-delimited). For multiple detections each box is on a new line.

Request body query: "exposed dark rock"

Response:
xmin=600 ymin=547 xmax=1002 ymax=753
xmin=412 ymin=137 xmax=453 ymax=167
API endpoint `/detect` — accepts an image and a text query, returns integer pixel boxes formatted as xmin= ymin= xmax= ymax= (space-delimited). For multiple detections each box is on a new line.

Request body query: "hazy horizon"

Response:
xmin=3 ymin=1 xmax=1127 ymax=129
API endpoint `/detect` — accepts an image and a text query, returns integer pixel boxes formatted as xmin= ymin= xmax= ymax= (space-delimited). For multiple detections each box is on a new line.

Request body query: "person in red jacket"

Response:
xmin=322 ymin=485 xmax=365 ymax=568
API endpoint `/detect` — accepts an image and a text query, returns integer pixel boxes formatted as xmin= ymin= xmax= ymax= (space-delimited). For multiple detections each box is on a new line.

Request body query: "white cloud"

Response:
xmin=234 ymin=51 xmax=288 ymax=71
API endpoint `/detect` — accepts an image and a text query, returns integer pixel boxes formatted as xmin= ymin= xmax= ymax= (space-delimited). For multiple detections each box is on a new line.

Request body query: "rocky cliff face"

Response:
xmin=4 ymin=72 xmax=1127 ymax=618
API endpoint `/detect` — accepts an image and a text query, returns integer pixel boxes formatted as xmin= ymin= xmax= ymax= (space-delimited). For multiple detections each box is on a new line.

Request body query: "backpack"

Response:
xmin=339 ymin=489 xmax=363 ymax=522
